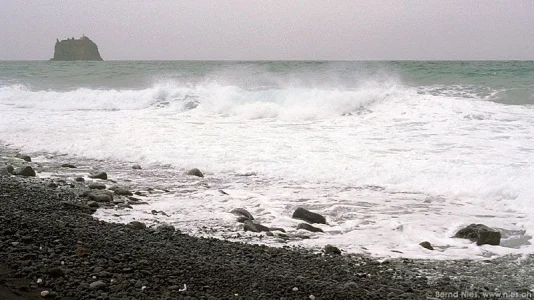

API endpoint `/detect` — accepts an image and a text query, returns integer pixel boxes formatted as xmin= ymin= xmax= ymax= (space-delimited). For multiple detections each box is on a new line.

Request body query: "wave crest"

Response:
xmin=0 ymin=81 xmax=409 ymax=120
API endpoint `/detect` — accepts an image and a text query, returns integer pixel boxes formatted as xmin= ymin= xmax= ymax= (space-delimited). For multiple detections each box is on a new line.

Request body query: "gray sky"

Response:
xmin=1 ymin=0 xmax=533 ymax=60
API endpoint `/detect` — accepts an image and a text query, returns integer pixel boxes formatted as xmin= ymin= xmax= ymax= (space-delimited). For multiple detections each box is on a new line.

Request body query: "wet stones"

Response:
xmin=113 ymin=187 xmax=133 ymax=196
xmin=243 ymin=220 xmax=270 ymax=233
xmin=89 ymin=171 xmax=107 ymax=180
xmin=87 ymin=201 xmax=99 ymax=208
xmin=296 ymin=223 xmax=324 ymax=233
xmin=86 ymin=190 xmax=113 ymax=202
xmin=419 ymin=241 xmax=434 ymax=250
xmin=1 ymin=165 xmax=14 ymax=176
xmin=186 ymin=168 xmax=204 ymax=177
xmin=15 ymin=153 xmax=31 ymax=162
xmin=156 ymin=224 xmax=175 ymax=232
xmin=88 ymin=183 xmax=106 ymax=190
xmin=324 ymin=244 xmax=341 ymax=255
xmin=128 ymin=221 xmax=147 ymax=230
xmin=292 ymin=207 xmax=327 ymax=224
xmin=454 ymin=224 xmax=501 ymax=246
xmin=14 ymin=166 xmax=36 ymax=177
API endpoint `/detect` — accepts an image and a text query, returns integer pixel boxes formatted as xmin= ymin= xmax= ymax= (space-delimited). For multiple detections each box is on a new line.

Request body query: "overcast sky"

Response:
xmin=1 ymin=0 xmax=533 ymax=60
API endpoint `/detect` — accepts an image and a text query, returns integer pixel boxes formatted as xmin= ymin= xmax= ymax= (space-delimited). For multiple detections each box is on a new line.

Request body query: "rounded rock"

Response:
xmin=186 ymin=168 xmax=204 ymax=177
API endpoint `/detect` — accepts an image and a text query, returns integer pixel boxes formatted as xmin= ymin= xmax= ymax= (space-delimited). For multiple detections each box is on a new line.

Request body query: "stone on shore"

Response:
xmin=88 ymin=171 xmax=107 ymax=180
xmin=15 ymin=153 xmax=31 ymax=162
xmin=243 ymin=220 xmax=270 ymax=232
xmin=61 ymin=163 xmax=76 ymax=168
xmin=186 ymin=168 xmax=204 ymax=177
xmin=1 ymin=165 xmax=14 ymax=176
xmin=231 ymin=208 xmax=254 ymax=221
xmin=14 ymin=166 xmax=36 ymax=177
xmin=419 ymin=241 xmax=434 ymax=250
xmin=297 ymin=223 xmax=324 ymax=233
xmin=75 ymin=177 xmax=85 ymax=182
xmin=89 ymin=280 xmax=106 ymax=289
xmin=88 ymin=183 xmax=106 ymax=190
xmin=292 ymin=207 xmax=327 ymax=224
xmin=324 ymin=245 xmax=341 ymax=255
xmin=129 ymin=221 xmax=147 ymax=230
xmin=454 ymin=224 xmax=501 ymax=246
xmin=87 ymin=201 xmax=99 ymax=208
xmin=157 ymin=224 xmax=175 ymax=232
xmin=132 ymin=164 xmax=142 ymax=170
xmin=84 ymin=190 xmax=113 ymax=202
xmin=113 ymin=187 xmax=133 ymax=196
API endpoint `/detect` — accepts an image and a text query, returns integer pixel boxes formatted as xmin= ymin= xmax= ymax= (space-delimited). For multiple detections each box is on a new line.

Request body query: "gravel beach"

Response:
xmin=1 ymin=147 xmax=533 ymax=299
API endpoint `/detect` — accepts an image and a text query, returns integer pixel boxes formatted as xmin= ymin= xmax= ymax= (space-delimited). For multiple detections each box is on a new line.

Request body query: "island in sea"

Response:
xmin=51 ymin=35 xmax=103 ymax=61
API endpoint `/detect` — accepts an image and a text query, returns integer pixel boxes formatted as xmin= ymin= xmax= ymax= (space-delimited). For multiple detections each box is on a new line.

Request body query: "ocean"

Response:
xmin=1 ymin=61 xmax=533 ymax=260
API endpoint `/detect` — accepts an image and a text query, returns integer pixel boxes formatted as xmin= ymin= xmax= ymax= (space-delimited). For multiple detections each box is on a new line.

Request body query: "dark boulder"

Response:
xmin=113 ymin=188 xmax=133 ymax=196
xmin=324 ymin=245 xmax=341 ymax=255
xmin=61 ymin=163 xmax=76 ymax=168
xmin=454 ymin=224 xmax=501 ymax=246
xmin=86 ymin=190 xmax=113 ymax=202
xmin=88 ymin=183 xmax=106 ymax=190
xmin=292 ymin=207 xmax=327 ymax=224
xmin=15 ymin=154 xmax=31 ymax=162
xmin=243 ymin=220 xmax=270 ymax=233
xmin=132 ymin=164 xmax=142 ymax=170
xmin=87 ymin=201 xmax=99 ymax=208
xmin=89 ymin=171 xmax=107 ymax=180
xmin=157 ymin=224 xmax=175 ymax=232
xmin=186 ymin=168 xmax=204 ymax=177
xmin=47 ymin=182 xmax=58 ymax=188
xmin=231 ymin=208 xmax=254 ymax=221
xmin=296 ymin=223 xmax=324 ymax=233
xmin=75 ymin=177 xmax=85 ymax=182
xmin=128 ymin=221 xmax=146 ymax=230
xmin=419 ymin=241 xmax=434 ymax=250
xmin=1 ymin=165 xmax=14 ymax=176
xmin=14 ymin=166 xmax=36 ymax=177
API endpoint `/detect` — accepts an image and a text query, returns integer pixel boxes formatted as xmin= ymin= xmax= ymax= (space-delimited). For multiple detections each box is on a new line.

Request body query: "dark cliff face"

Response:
xmin=51 ymin=36 xmax=103 ymax=61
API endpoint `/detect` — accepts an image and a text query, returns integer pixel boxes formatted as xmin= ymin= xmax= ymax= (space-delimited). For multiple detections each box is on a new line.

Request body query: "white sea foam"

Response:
xmin=1 ymin=80 xmax=533 ymax=259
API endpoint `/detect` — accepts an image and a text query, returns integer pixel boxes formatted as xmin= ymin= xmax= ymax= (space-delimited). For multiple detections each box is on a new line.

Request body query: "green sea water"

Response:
xmin=1 ymin=61 xmax=533 ymax=105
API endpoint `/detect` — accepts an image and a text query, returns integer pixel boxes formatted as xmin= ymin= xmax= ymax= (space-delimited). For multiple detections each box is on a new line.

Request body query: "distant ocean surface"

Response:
xmin=1 ymin=61 xmax=533 ymax=259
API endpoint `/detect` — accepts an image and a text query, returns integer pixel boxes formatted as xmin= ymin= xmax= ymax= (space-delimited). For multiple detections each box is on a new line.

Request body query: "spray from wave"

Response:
xmin=0 ymin=80 xmax=409 ymax=120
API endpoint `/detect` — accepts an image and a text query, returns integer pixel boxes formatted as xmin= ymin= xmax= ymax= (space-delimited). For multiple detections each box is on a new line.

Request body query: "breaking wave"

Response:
xmin=0 ymin=80 xmax=410 ymax=120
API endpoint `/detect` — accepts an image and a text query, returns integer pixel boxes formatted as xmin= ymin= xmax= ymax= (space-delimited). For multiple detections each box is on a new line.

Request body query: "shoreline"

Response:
xmin=0 ymin=146 xmax=533 ymax=299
